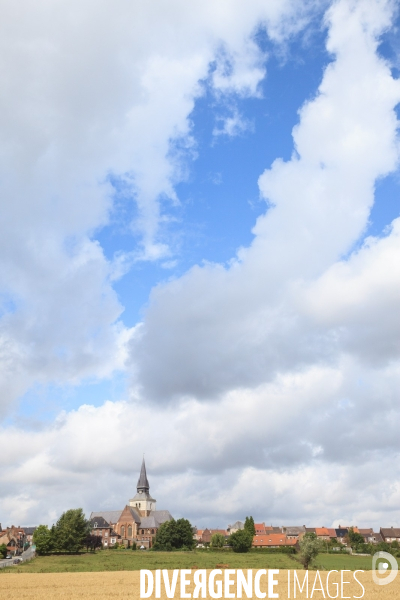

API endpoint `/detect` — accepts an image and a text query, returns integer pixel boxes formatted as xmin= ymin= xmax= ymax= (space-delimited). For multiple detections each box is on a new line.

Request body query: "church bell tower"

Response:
xmin=129 ymin=458 xmax=157 ymax=516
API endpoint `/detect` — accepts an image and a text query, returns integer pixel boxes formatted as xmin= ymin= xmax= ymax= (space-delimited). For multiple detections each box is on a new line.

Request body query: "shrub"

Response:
xmin=228 ymin=530 xmax=253 ymax=553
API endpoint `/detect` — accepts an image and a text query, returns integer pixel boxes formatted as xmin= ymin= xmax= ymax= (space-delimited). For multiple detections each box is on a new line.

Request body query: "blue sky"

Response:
xmin=1 ymin=0 xmax=400 ymax=529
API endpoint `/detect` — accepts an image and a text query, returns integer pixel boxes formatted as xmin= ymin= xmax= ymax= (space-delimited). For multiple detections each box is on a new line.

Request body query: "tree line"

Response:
xmin=33 ymin=509 xmax=101 ymax=554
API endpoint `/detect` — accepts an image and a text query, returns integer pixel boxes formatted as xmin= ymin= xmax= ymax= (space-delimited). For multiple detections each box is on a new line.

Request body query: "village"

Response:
xmin=1 ymin=461 xmax=400 ymax=558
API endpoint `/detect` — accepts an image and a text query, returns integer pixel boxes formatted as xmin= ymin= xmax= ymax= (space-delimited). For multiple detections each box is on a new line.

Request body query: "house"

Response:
xmin=255 ymin=523 xmax=267 ymax=535
xmin=227 ymin=521 xmax=244 ymax=534
xmin=22 ymin=527 xmax=37 ymax=546
xmin=315 ymin=527 xmax=337 ymax=540
xmin=380 ymin=528 xmax=400 ymax=543
xmin=252 ymin=533 xmax=297 ymax=548
xmin=282 ymin=526 xmax=306 ymax=540
xmin=201 ymin=529 xmax=228 ymax=544
xmin=334 ymin=526 xmax=349 ymax=542
xmin=267 ymin=526 xmax=284 ymax=533
xmin=194 ymin=529 xmax=203 ymax=542
xmin=90 ymin=516 xmax=120 ymax=548
xmin=357 ymin=529 xmax=381 ymax=544
xmin=90 ymin=458 xmax=173 ymax=549
xmin=0 ymin=527 xmax=22 ymax=556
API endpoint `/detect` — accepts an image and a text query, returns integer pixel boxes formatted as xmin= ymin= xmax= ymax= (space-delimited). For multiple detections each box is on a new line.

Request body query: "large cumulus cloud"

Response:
xmin=0 ymin=0 xmax=310 ymax=415
xmin=130 ymin=0 xmax=400 ymax=401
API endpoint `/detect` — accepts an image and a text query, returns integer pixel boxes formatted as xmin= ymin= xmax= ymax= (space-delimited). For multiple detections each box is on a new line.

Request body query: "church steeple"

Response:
xmin=129 ymin=457 xmax=156 ymax=516
xmin=137 ymin=457 xmax=150 ymax=493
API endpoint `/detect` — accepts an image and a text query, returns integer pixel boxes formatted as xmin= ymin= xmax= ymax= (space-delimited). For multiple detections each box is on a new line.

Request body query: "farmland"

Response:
xmin=0 ymin=569 xmax=397 ymax=600
xmin=0 ymin=549 xmax=380 ymax=573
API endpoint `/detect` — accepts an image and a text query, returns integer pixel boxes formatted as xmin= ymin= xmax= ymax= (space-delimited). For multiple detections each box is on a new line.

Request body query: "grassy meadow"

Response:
xmin=0 ymin=549 xmax=380 ymax=573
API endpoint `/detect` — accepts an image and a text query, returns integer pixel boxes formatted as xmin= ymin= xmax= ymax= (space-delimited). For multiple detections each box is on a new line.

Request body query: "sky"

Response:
xmin=0 ymin=0 xmax=400 ymax=531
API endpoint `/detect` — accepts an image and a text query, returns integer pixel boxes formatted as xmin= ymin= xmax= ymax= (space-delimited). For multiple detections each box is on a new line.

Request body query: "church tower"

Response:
xmin=129 ymin=458 xmax=157 ymax=516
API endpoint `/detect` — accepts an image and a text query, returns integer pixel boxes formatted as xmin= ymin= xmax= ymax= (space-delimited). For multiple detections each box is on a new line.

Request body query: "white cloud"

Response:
xmin=130 ymin=0 xmax=400 ymax=401
xmin=1 ymin=356 xmax=400 ymax=527
xmin=213 ymin=109 xmax=253 ymax=137
xmin=0 ymin=0 xmax=312 ymax=415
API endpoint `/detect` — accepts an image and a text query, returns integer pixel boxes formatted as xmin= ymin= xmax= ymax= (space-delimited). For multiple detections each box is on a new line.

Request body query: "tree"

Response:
xmin=244 ymin=517 xmax=256 ymax=537
xmin=84 ymin=534 xmax=103 ymax=552
xmin=153 ymin=518 xmax=195 ymax=550
xmin=54 ymin=508 xmax=89 ymax=553
xmin=211 ymin=533 xmax=225 ymax=549
xmin=228 ymin=530 xmax=253 ymax=553
xmin=33 ymin=525 xmax=54 ymax=555
xmin=0 ymin=544 xmax=7 ymax=559
xmin=348 ymin=527 xmax=364 ymax=550
xmin=376 ymin=541 xmax=390 ymax=553
xmin=298 ymin=532 xmax=323 ymax=570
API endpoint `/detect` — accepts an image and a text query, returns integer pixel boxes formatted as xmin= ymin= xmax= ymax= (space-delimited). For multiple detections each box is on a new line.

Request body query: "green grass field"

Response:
xmin=0 ymin=550 xmax=383 ymax=573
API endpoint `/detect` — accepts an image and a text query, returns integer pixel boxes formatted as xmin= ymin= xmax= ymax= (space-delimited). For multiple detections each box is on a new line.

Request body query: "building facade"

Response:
xmin=90 ymin=458 xmax=173 ymax=549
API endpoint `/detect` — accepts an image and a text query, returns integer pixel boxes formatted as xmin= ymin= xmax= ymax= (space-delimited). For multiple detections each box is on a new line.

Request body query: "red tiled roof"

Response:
xmin=315 ymin=527 xmax=336 ymax=537
xmin=253 ymin=534 xmax=296 ymax=547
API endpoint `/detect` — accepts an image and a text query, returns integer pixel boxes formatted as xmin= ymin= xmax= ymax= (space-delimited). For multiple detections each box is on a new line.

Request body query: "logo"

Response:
xmin=372 ymin=551 xmax=398 ymax=586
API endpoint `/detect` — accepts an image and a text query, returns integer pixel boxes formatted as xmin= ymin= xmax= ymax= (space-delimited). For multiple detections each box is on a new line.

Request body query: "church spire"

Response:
xmin=137 ymin=457 xmax=150 ymax=493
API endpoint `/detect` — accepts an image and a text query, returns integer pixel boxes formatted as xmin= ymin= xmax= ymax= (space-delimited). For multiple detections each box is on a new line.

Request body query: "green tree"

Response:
xmin=54 ymin=508 xmax=89 ymax=553
xmin=0 ymin=543 xmax=7 ymax=559
xmin=376 ymin=541 xmax=390 ymax=553
xmin=153 ymin=518 xmax=195 ymax=550
xmin=228 ymin=530 xmax=253 ymax=553
xmin=211 ymin=533 xmax=225 ymax=549
xmin=348 ymin=527 xmax=364 ymax=549
xmin=33 ymin=525 xmax=54 ymax=555
xmin=244 ymin=516 xmax=256 ymax=536
xmin=298 ymin=532 xmax=323 ymax=570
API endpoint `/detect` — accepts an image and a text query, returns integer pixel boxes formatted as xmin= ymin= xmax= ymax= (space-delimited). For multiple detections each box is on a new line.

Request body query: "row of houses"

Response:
xmin=0 ymin=525 xmax=36 ymax=556
xmin=195 ymin=523 xmax=400 ymax=549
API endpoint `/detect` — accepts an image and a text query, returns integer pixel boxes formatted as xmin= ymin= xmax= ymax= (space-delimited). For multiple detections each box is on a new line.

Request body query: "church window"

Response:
xmin=128 ymin=526 xmax=132 ymax=537
xmin=151 ymin=529 xmax=154 ymax=534
xmin=141 ymin=529 xmax=144 ymax=534
xmin=121 ymin=526 xmax=125 ymax=537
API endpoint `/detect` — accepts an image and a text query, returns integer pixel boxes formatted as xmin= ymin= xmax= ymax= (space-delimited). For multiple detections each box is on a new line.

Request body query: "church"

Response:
xmin=90 ymin=458 xmax=173 ymax=548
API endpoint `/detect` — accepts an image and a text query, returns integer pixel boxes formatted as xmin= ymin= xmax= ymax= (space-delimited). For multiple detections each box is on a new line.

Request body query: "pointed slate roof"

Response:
xmin=137 ymin=457 xmax=150 ymax=492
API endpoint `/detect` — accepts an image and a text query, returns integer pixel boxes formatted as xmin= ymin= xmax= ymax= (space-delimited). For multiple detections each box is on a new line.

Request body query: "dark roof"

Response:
xmin=381 ymin=528 xmax=400 ymax=538
xmin=284 ymin=526 xmax=306 ymax=535
xmin=137 ymin=457 xmax=150 ymax=492
xmin=305 ymin=528 xmax=316 ymax=533
xmin=126 ymin=506 xmax=141 ymax=524
xmin=335 ymin=528 xmax=348 ymax=537
xmin=150 ymin=510 xmax=173 ymax=524
xmin=90 ymin=510 xmax=122 ymax=524
xmin=139 ymin=516 xmax=159 ymax=528
xmin=90 ymin=516 xmax=110 ymax=528
xmin=22 ymin=527 xmax=37 ymax=535
xmin=139 ymin=510 xmax=173 ymax=528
